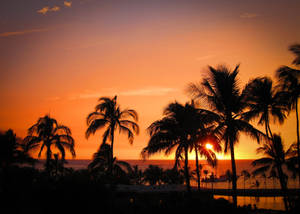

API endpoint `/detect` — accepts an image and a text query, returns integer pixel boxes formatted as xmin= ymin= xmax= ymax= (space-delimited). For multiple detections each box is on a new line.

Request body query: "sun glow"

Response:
xmin=205 ymin=143 xmax=213 ymax=150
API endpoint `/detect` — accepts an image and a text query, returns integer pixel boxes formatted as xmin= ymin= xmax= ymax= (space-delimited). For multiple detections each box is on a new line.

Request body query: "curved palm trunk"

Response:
xmin=276 ymin=163 xmax=290 ymax=211
xmin=184 ymin=146 xmax=191 ymax=193
xmin=195 ymin=147 xmax=201 ymax=191
xmin=229 ymin=140 xmax=238 ymax=208
xmin=296 ymin=99 xmax=300 ymax=187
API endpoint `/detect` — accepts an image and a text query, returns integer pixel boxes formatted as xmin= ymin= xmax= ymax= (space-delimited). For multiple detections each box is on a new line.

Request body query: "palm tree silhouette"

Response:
xmin=0 ymin=129 xmax=35 ymax=168
xmin=252 ymin=134 xmax=294 ymax=211
xmin=129 ymin=165 xmax=144 ymax=185
xmin=141 ymin=101 xmax=219 ymax=193
xmin=243 ymin=77 xmax=288 ymax=138
xmin=194 ymin=137 xmax=220 ymax=190
xmin=86 ymin=95 xmax=139 ymax=174
xmin=241 ymin=170 xmax=250 ymax=191
xmin=225 ymin=169 xmax=232 ymax=189
xmin=143 ymin=165 xmax=164 ymax=185
xmin=24 ymin=115 xmax=75 ymax=174
xmin=188 ymin=64 xmax=266 ymax=207
xmin=88 ymin=143 xmax=132 ymax=180
xmin=276 ymin=45 xmax=300 ymax=186
xmin=186 ymin=100 xmax=221 ymax=191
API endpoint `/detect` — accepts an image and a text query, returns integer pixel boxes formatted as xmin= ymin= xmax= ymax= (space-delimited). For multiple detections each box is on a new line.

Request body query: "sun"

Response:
xmin=205 ymin=143 xmax=213 ymax=150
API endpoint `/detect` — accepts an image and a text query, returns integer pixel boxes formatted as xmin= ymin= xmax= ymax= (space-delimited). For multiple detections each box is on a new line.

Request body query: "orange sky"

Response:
xmin=1 ymin=0 xmax=300 ymax=160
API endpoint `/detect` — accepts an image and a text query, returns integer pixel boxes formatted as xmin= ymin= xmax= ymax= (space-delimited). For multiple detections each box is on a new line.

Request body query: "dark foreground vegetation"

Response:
xmin=1 ymin=166 xmax=300 ymax=214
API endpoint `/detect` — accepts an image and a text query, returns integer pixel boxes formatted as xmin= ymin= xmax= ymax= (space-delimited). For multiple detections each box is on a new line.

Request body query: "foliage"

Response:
xmin=24 ymin=115 xmax=75 ymax=173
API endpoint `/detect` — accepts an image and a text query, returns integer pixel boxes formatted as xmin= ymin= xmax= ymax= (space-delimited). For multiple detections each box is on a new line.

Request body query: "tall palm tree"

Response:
xmin=86 ymin=95 xmax=139 ymax=174
xmin=24 ymin=115 xmax=75 ymax=174
xmin=188 ymin=64 xmax=266 ymax=207
xmin=276 ymin=45 xmax=300 ymax=185
xmin=141 ymin=102 xmax=193 ymax=191
xmin=252 ymin=134 xmax=294 ymax=211
xmin=0 ymin=129 xmax=35 ymax=168
xmin=242 ymin=77 xmax=288 ymax=138
xmin=141 ymin=101 xmax=219 ymax=193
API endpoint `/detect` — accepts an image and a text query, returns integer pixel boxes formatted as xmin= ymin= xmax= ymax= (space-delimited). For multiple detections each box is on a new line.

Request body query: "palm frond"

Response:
xmin=85 ymin=119 xmax=108 ymax=139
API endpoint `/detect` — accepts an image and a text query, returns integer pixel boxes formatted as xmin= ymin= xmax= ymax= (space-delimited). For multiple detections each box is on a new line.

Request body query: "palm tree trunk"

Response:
xmin=110 ymin=126 xmax=115 ymax=175
xmin=276 ymin=163 xmax=290 ymax=211
xmin=265 ymin=121 xmax=269 ymax=138
xmin=229 ymin=139 xmax=238 ymax=208
xmin=195 ymin=146 xmax=201 ymax=191
xmin=296 ymin=99 xmax=300 ymax=187
xmin=267 ymin=123 xmax=273 ymax=139
xmin=46 ymin=144 xmax=51 ymax=175
xmin=184 ymin=146 xmax=191 ymax=193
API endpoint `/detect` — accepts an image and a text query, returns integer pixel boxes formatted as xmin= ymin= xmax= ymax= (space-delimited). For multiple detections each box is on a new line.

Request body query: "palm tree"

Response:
xmin=143 ymin=165 xmax=164 ymax=185
xmin=241 ymin=170 xmax=251 ymax=191
xmin=188 ymin=100 xmax=221 ymax=191
xmin=141 ymin=101 xmax=218 ymax=193
xmin=188 ymin=64 xmax=266 ymax=207
xmin=276 ymin=45 xmax=300 ymax=185
xmin=251 ymin=134 xmax=294 ymax=211
xmin=86 ymin=95 xmax=139 ymax=174
xmin=225 ymin=169 xmax=232 ymax=189
xmin=162 ymin=168 xmax=185 ymax=185
xmin=242 ymin=77 xmax=288 ymax=138
xmin=24 ymin=115 xmax=75 ymax=174
xmin=0 ymin=129 xmax=35 ymax=168
xmin=88 ymin=143 xmax=132 ymax=180
xmin=194 ymin=139 xmax=221 ymax=190
xmin=129 ymin=165 xmax=144 ymax=185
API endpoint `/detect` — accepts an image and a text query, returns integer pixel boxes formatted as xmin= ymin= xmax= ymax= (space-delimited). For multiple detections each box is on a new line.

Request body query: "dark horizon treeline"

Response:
xmin=1 ymin=43 xmax=300 ymax=213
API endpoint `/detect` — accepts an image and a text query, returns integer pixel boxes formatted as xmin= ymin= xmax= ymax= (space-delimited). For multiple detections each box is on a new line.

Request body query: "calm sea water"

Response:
xmin=34 ymin=159 xmax=298 ymax=210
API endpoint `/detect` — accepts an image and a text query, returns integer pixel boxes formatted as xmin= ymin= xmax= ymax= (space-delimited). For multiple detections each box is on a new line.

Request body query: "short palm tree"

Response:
xmin=129 ymin=165 xmax=144 ymax=185
xmin=242 ymin=77 xmax=288 ymax=138
xmin=187 ymin=100 xmax=221 ymax=191
xmin=24 ymin=115 xmax=75 ymax=174
xmin=143 ymin=165 xmax=164 ymax=185
xmin=86 ymin=95 xmax=139 ymax=174
xmin=276 ymin=45 xmax=300 ymax=185
xmin=88 ymin=143 xmax=132 ymax=179
xmin=188 ymin=64 xmax=266 ymax=207
xmin=0 ymin=129 xmax=35 ymax=168
xmin=252 ymin=134 xmax=294 ymax=211
xmin=241 ymin=170 xmax=251 ymax=191
xmin=225 ymin=169 xmax=232 ymax=189
xmin=194 ymin=135 xmax=221 ymax=190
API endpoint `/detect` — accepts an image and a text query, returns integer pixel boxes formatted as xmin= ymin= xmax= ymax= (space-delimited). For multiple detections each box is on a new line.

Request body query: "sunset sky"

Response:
xmin=1 ymin=0 xmax=300 ymax=160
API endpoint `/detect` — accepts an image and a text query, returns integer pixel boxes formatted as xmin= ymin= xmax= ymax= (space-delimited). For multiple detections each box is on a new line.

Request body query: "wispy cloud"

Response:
xmin=240 ymin=12 xmax=259 ymax=19
xmin=37 ymin=6 xmax=61 ymax=15
xmin=0 ymin=28 xmax=48 ymax=37
xmin=69 ymin=87 xmax=178 ymax=100
xmin=64 ymin=1 xmax=72 ymax=7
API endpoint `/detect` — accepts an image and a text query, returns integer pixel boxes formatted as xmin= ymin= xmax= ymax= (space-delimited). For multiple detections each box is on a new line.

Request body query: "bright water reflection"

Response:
xmin=214 ymin=195 xmax=285 ymax=210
